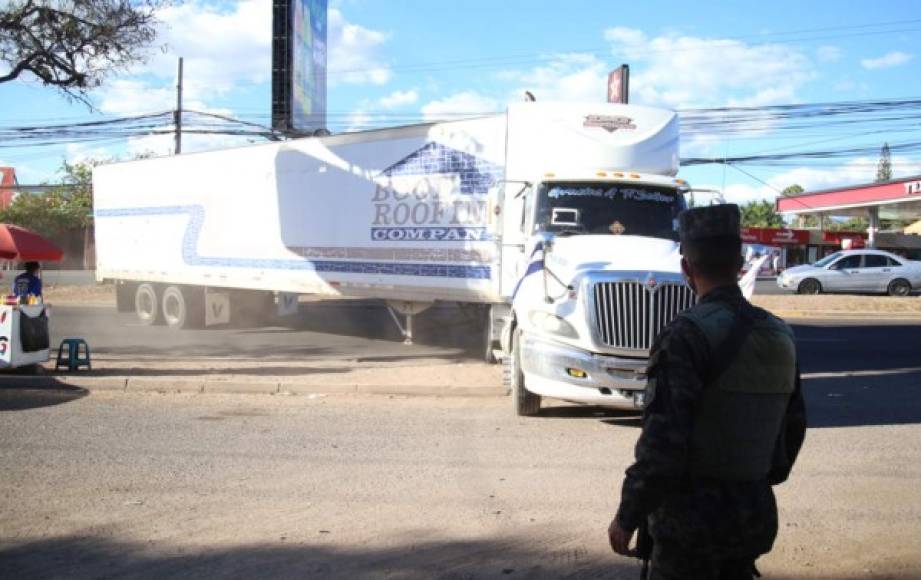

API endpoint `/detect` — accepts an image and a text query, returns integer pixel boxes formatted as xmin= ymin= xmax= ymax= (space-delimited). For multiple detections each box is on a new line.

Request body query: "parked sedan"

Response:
xmin=777 ymin=250 xmax=921 ymax=296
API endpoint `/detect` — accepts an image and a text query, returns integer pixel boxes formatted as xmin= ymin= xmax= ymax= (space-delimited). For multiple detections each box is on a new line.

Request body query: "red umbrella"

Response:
xmin=0 ymin=224 xmax=64 ymax=262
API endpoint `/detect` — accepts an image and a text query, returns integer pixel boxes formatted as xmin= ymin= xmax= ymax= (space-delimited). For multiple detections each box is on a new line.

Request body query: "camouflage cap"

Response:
xmin=678 ymin=204 xmax=741 ymax=244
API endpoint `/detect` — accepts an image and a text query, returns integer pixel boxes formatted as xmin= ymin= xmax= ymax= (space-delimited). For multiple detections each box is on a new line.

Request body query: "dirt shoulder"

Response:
xmin=42 ymin=284 xmax=921 ymax=318
xmin=752 ymin=293 xmax=921 ymax=316
xmin=44 ymin=283 xmax=115 ymax=306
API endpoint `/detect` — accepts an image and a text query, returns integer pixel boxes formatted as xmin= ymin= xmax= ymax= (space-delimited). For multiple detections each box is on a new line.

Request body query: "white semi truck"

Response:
xmin=93 ymin=101 xmax=694 ymax=415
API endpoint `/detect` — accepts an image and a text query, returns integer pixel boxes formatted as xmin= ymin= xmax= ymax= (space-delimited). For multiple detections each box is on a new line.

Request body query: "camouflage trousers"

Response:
xmin=646 ymin=480 xmax=778 ymax=580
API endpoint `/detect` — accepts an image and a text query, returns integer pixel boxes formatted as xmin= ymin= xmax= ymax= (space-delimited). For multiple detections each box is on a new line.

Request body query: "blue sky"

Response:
xmin=2 ymin=0 xmax=920 ymax=203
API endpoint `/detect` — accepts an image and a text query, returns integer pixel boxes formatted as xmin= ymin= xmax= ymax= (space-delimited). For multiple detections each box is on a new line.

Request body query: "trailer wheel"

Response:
xmin=510 ymin=328 xmax=541 ymax=416
xmin=135 ymin=283 xmax=161 ymax=326
xmin=162 ymin=285 xmax=204 ymax=329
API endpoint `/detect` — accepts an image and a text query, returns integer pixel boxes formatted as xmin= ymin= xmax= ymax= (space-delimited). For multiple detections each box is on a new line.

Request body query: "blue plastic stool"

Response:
xmin=55 ymin=338 xmax=92 ymax=371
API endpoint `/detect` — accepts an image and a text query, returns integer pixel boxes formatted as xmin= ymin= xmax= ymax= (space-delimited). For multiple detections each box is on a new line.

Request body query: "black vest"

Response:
xmin=681 ymin=301 xmax=796 ymax=481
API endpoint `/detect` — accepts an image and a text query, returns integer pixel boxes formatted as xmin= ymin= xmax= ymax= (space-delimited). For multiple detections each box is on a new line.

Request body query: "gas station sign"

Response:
xmin=741 ymin=227 xmax=809 ymax=245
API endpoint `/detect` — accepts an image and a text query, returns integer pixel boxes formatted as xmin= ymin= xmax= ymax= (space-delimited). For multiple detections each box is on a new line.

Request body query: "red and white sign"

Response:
xmin=607 ymin=65 xmax=629 ymax=104
xmin=741 ymin=227 xmax=809 ymax=245
xmin=822 ymin=231 xmax=867 ymax=248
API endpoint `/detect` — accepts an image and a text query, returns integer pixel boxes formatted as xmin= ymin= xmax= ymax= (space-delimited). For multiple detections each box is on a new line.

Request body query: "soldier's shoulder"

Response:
xmin=753 ymin=305 xmax=795 ymax=337
xmin=677 ymin=300 xmax=734 ymax=337
xmin=660 ymin=309 xmax=711 ymax=352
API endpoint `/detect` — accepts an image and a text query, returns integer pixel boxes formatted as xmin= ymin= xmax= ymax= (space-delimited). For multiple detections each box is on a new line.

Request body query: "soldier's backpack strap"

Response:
xmin=704 ymin=300 xmax=767 ymax=385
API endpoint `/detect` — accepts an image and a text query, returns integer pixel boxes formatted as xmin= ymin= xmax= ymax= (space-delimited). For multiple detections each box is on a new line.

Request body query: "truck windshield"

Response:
xmin=534 ymin=182 xmax=685 ymax=241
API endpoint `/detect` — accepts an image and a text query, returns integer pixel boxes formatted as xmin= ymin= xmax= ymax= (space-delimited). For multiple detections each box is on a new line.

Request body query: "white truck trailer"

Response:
xmin=93 ymin=101 xmax=694 ymax=415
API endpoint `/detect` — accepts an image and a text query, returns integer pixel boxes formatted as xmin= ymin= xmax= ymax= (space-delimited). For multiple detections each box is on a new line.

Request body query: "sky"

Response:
xmin=2 ymin=0 xmax=921 ymax=205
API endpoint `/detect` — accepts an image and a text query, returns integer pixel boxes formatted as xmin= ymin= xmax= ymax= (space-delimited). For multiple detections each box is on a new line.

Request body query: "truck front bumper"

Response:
xmin=519 ymin=333 xmax=648 ymax=410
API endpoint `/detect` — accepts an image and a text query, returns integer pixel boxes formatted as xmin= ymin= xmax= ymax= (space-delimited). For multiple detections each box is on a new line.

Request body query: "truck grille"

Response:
xmin=593 ymin=281 xmax=697 ymax=350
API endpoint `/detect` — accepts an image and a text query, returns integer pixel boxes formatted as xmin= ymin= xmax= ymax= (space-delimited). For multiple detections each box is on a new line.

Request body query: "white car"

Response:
xmin=777 ymin=249 xmax=921 ymax=296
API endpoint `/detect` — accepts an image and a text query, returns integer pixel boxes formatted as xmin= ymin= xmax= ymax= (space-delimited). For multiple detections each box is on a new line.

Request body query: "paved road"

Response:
xmin=47 ymin=301 xmax=919 ymax=370
xmin=755 ymin=278 xmax=787 ymax=295
xmin=2 ymin=372 xmax=920 ymax=579
xmin=48 ymin=302 xmax=486 ymax=362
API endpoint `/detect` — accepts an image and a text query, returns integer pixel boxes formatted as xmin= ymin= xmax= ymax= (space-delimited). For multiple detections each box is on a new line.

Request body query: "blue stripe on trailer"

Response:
xmin=95 ymin=205 xmax=492 ymax=280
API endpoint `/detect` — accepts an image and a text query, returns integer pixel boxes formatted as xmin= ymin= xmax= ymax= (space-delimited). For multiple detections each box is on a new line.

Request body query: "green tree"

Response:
xmin=0 ymin=159 xmax=100 ymax=266
xmin=0 ymin=1 xmax=163 ymax=103
xmin=876 ymin=142 xmax=892 ymax=183
xmin=1 ymin=162 xmax=90 ymax=235
xmin=831 ymin=217 xmax=868 ymax=232
xmin=740 ymin=199 xmax=784 ymax=228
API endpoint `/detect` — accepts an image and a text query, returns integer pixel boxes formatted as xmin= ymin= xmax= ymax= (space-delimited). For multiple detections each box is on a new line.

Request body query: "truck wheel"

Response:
xmin=162 ymin=286 xmax=204 ymax=329
xmin=797 ymin=278 xmax=821 ymax=295
xmin=510 ymin=328 xmax=541 ymax=416
xmin=888 ymin=278 xmax=911 ymax=297
xmin=135 ymin=283 xmax=161 ymax=325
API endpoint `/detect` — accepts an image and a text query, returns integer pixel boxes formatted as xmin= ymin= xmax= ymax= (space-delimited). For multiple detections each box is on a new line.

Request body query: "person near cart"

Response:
xmin=13 ymin=261 xmax=42 ymax=303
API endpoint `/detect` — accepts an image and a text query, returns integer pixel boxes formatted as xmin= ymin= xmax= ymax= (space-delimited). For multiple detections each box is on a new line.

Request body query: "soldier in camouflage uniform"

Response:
xmin=608 ymin=204 xmax=807 ymax=579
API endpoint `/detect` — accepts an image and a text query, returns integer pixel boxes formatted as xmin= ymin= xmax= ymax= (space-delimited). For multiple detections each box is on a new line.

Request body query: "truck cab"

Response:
xmin=498 ymin=172 xmax=695 ymax=415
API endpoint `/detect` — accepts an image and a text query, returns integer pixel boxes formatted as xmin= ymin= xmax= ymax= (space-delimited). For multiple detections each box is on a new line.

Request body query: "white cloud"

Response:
xmin=345 ymin=110 xmax=374 ymax=132
xmin=148 ymin=0 xmax=271 ymax=97
xmin=860 ymin=51 xmax=913 ymax=70
xmin=711 ymin=155 xmax=921 ymax=205
xmin=85 ymin=3 xmax=391 ymax=155
xmin=420 ymin=91 xmax=500 ymax=121
xmin=96 ymin=79 xmax=176 ymax=115
xmin=327 ymin=8 xmax=391 ymax=85
xmin=500 ymin=53 xmax=608 ymax=103
xmin=817 ymin=45 xmax=842 ymax=62
xmin=379 ymin=89 xmax=418 ymax=109
xmin=603 ymin=27 xmax=813 ymax=109
xmin=95 ymin=2 xmax=390 ymax=115
xmin=65 ymin=143 xmax=116 ymax=164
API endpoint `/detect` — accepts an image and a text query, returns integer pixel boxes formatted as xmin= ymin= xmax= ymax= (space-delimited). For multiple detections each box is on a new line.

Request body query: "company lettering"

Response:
xmin=371 ymin=227 xmax=489 ymax=242
xmin=371 ymin=176 xmax=488 ymax=241
xmin=905 ymin=181 xmax=921 ymax=195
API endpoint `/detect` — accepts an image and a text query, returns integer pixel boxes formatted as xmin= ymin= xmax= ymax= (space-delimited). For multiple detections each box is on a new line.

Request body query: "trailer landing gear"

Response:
xmin=385 ymin=301 xmax=432 ymax=345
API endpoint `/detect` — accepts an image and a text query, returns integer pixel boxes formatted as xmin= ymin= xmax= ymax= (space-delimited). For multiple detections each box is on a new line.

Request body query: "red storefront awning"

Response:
xmin=741 ymin=227 xmax=810 ymax=245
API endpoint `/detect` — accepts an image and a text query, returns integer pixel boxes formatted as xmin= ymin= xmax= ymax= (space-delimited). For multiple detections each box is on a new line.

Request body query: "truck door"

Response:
xmin=495 ymin=183 xmax=532 ymax=298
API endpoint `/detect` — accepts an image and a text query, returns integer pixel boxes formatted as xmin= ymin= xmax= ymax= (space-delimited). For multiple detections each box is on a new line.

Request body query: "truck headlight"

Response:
xmin=529 ymin=310 xmax=578 ymax=339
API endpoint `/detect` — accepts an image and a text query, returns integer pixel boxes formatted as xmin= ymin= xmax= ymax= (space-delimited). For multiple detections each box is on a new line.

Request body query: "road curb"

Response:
xmin=1 ymin=374 xmax=505 ymax=398
xmin=770 ymin=310 xmax=921 ymax=320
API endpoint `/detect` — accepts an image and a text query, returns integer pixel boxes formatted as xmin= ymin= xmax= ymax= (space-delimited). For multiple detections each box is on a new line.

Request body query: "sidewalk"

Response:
xmin=2 ymin=354 xmax=507 ymax=398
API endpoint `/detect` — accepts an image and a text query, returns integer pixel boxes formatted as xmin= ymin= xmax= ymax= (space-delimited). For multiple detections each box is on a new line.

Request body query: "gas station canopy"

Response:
xmin=777 ymin=175 xmax=921 ymax=220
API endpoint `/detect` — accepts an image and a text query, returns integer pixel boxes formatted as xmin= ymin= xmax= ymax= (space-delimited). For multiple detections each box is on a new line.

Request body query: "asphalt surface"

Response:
xmin=47 ymin=302 xmax=486 ymax=363
xmin=2 ymin=354 xmax=921 ymax=579
xmin=3 ymin=305 xmax=921 ymax=578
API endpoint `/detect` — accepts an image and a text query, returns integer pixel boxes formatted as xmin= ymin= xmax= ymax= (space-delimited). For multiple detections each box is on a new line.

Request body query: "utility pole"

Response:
xmin=174 ymin=57 xmax=183 ymax=154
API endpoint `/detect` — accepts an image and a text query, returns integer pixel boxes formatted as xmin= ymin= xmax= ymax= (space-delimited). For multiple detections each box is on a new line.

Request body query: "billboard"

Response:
xmin=272 ymin=0 xmax=327 ymax=134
